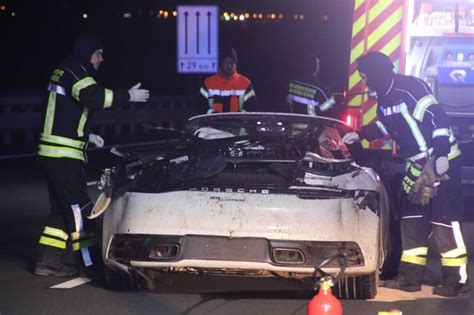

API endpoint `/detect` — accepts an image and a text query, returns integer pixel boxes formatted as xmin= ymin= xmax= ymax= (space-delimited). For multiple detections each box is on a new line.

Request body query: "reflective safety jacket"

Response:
xmin=38 ymin=58 xmax=129 ymax=162
xmin=287 ymin=79 xmax=335 ymax=116
xmin=199 ymin=71 xmax=257 ymax=114
xmin=359 ymin=74 xmax=460 ymax=161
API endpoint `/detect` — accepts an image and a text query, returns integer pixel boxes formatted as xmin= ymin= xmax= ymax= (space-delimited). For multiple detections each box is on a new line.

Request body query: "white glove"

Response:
xmin=88 ymin=133 xmax=104 ymax=148
xmin=128 ymin=82 xmax=150 ymax=102
xmin=342 ymin=132 xmax=360 ymax=144
xmin=435 ymin=156 xmax=449 ymax=175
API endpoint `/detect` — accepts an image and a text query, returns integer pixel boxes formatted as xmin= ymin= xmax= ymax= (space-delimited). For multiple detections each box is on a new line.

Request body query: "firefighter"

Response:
xmin=342 ymin=51 xmax=469 ymax=297
xmin=199 ymin=48 xmax=257 ymax=114
xmin=286 ymin=53 xmax=336 ymax=116
xmin=34 ymin=35 xmax=150 ymax=277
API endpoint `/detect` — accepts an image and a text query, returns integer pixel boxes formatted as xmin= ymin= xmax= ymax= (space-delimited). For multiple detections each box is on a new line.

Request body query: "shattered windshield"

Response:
xmin=108 ymin=113 xmax=355 ymax=195
xmin=186 ymin=113 xmax=352 ymax=161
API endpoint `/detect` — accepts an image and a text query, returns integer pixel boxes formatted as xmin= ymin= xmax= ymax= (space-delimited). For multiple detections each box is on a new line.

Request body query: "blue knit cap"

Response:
xmin=220 ymin=47 xmax=238 ymax=64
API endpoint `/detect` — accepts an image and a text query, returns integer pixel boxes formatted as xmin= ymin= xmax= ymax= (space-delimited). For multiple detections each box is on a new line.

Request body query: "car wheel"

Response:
xmin=334 ymin=272 xmax=378 ymax=299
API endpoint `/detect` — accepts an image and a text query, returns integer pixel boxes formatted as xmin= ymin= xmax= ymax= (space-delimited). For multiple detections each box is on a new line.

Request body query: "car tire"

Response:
xmin=334 ymin=272 xmax=378 ymax=299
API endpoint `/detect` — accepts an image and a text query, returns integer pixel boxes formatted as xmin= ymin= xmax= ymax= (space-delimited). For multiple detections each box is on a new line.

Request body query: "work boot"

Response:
xmin=34 ymin=262 xmax=78 ymax=277
xmin=381 ymin=275 xmax=421 ymax=292
xmin=433 ymin=282 xmax=470 ymax=297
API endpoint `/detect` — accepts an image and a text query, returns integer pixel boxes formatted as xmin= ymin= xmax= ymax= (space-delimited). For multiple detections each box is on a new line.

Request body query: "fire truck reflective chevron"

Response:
xmin=348 ymin=0 xmax=405 ymax=149
xmin=347 ymin=0 xmax=474 ymax=151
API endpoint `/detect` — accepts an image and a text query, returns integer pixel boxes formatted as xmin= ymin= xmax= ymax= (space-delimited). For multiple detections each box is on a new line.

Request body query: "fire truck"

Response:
xmin=345 ymin=0 xmax=474 ymax=205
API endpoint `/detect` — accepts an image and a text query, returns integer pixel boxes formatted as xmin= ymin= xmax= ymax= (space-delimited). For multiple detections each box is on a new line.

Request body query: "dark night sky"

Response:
xmin=1 ymin=0 xmax=354 ymax=109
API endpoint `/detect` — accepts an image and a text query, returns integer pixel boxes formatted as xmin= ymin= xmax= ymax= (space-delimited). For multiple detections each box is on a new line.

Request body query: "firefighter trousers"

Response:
xmin=398 ymin=156 xmax=468 ymax=287
xmin=36 ymin=157 xmax=100 ymax=269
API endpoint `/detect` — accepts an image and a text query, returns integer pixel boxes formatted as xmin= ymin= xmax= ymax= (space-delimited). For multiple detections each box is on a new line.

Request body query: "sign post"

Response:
xmin=177 ymin=5 xmax=219 ymax=74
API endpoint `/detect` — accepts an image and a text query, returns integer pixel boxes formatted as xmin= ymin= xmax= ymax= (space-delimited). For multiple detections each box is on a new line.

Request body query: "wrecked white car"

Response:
xmin=98 ymin=112 xmax=391 ymax=299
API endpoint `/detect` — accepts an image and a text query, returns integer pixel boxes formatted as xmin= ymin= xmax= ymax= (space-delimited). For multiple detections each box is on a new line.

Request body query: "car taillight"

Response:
xmin=345 ymin=114 xmax=353 ymax=127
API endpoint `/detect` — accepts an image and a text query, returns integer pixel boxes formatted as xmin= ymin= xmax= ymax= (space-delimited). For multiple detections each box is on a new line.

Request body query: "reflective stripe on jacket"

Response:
xmin=359 ymin=74 xmax=456 ymax=160
xmin=287 ymin=80 xmax=335 ymax=116
xmin=38 ymin=59 xmax=129 ymax=161
xmin=199 ymin=71 xmax=257 ymax=113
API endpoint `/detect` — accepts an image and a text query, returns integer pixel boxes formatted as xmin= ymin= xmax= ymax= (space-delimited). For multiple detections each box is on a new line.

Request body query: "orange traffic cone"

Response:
xmin=307 ymin=277 xmax=343 ymax=315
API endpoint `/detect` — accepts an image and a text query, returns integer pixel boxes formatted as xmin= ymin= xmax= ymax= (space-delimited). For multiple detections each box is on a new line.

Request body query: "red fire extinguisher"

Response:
xmin=307 ymin=254 xmax=347 ymax=315
xmin=308 ymin=276 xmax=342 ymax=315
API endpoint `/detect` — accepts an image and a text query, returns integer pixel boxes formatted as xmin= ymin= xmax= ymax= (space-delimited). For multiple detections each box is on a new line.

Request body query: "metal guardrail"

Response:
xmin=0 ymin=94 xmax=198 ymax=158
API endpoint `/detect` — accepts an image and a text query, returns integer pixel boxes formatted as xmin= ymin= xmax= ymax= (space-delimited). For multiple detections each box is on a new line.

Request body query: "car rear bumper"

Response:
xmin=104 ymin=234 xmax=379 ymax=276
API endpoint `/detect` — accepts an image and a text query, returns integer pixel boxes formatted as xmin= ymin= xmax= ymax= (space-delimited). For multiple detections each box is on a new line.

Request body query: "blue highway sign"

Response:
xmin=177 ymin=5 xmax=219 ymax=74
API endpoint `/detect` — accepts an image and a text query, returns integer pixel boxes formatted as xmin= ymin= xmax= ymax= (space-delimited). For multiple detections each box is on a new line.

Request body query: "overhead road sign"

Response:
xmin=177 ymin=5 xmax=219 ymax=74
